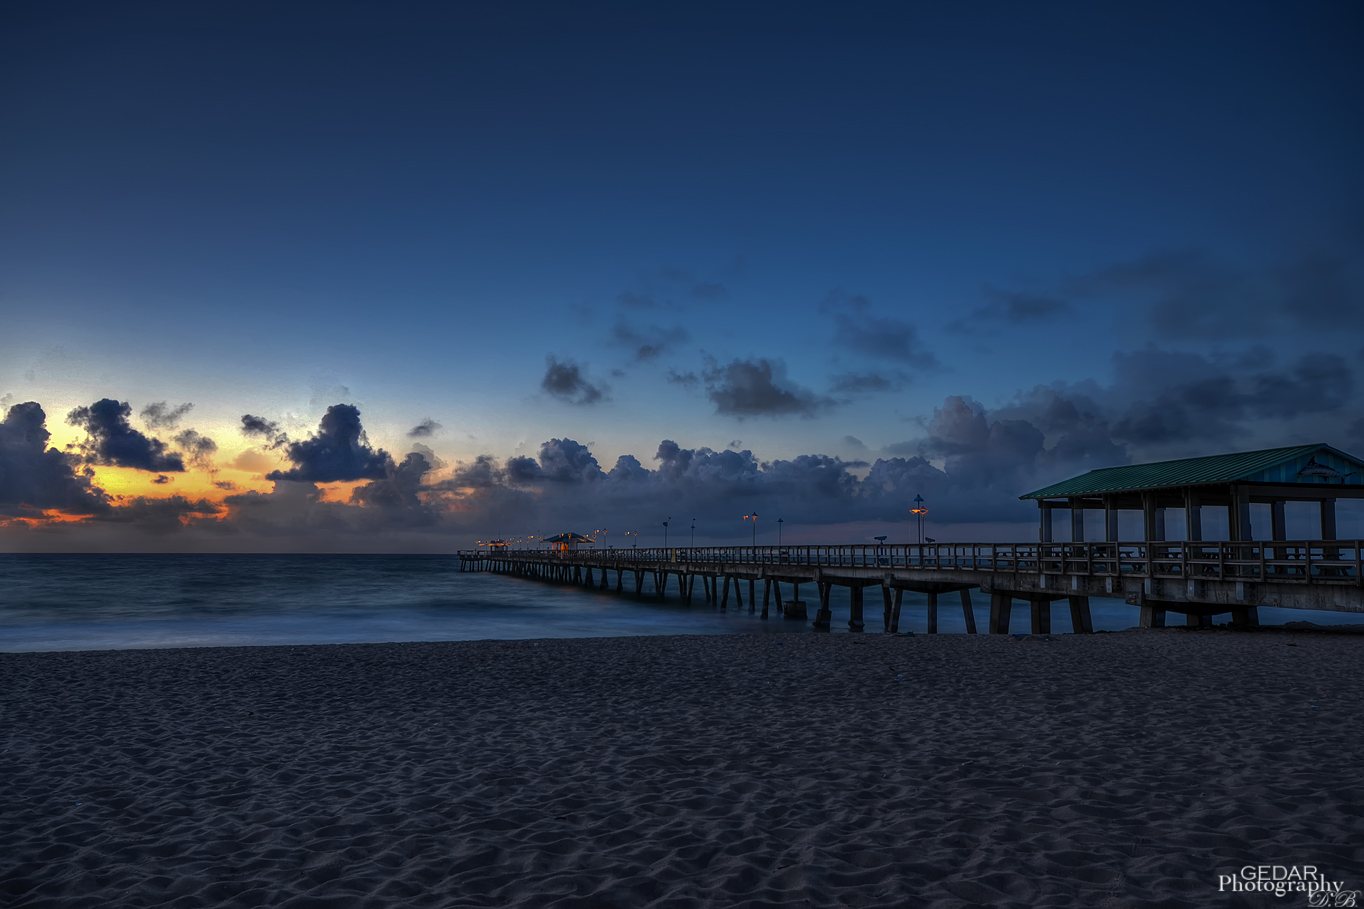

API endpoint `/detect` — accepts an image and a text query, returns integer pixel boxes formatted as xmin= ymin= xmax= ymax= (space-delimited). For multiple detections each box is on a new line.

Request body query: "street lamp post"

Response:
xmin=744 ymin=512 xmax=758 ymax=546
xmin=663 ymin=517 xmax=671 ymax=548
xmin=690 ymin=518 xmax=696 ymax=548
xmin=777 ymin=518 xmax=784 ymax=546
xmin=911 ymin=494 xmax=928 ymax=545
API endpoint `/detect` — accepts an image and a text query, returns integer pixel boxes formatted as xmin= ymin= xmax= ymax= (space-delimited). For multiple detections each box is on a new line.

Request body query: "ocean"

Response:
xmin=1 ymin=553 xmax=1359 ymax=652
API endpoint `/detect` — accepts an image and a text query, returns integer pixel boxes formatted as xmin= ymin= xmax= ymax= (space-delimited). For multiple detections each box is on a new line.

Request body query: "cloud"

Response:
xmin=702 ymin=357 xmax=834 ymax=418
xmin=821 ymin=290 xmax=937 ymax=367
xmin=139 ymin=401 xmax=194 ymax=430
xmin=408 ymin=418 xmax=442 ymax=438
xmin=230 ymin=449 xmax=276 ymax=475
xmin=66 ymin=399 xmax=186 ymax=472
xmin=265 ymin=404 xmax=391 ymax=483
xmin=152 ymin=474 xmax=172 ymax=485
xmin=947 ymin=288 xmax=1072 ymax=331
xmin=616 ymin=291 xmax=658 ymax=309
xmin=351 ymin=452 xmax=434 ymax=510
xmin=541 ymin=356 xmax=605 ymax=405
xmin=611 ymin=320 xmax=690 ymax=361
xmin=830 ymin=372 xmax=903 ymax=394
xmin=173 ymin=429 xmax=218 ymax=468
xmin=89 ymin=495 xmax=222 ymax=533
xmin=1053 ymin=248 xmax=1364 ymax=341
xmin=0 ymin=402 xmax=108 ymax=514
xmin=666 ymin=369 xmax=699 ymax=388
xmin=240 ymin=414 xmax=288 ymax=449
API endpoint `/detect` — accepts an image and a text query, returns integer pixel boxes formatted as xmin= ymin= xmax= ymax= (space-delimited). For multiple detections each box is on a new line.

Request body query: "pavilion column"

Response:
xmin=1184 ymin=489 xmax=1202 ymax=542
xmin=1230 ymin=487 xmax=1253 ymax=542
xmin=1142 ymin=493 xmax=1164 ymax=542
xmin=1271 ymin=501 xmax=1287 ymax=541
xmin=1321 ymin=499 xmax=1337 ymax=541
xmin=1104 ymin=496 xmax=1119 ymax=542
xmin=1039 ymin=502 xmax=1054 ymax=543
xmin=1069 ymin=498 xmax=1085 ymax=544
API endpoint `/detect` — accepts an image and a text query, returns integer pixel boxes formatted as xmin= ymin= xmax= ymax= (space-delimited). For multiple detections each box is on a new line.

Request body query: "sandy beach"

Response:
xmin=2 ymin=630 xmax=1361 ymax=908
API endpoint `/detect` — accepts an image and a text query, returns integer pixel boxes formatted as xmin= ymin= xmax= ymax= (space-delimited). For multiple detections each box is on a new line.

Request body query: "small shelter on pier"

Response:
xmin=545 ymin=532 xmax=594 ymax=552
xmin=1021 ymin=443 xmax=1364 ymax=542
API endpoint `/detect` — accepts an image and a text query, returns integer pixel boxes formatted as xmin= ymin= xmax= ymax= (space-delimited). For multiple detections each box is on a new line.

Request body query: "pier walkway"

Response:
xmin=460 ymin=540 xmax=1364 ymax=633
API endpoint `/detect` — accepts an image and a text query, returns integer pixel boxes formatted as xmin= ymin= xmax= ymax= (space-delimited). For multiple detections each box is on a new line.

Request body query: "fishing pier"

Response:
xmin=462 ymin=444 xmax=1364 ymax=632
xmin=459 ymin=539 xmax=1364 ymax=633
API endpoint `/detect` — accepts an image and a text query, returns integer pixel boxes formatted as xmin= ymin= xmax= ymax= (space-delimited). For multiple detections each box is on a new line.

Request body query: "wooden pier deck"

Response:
xmin=460 ymin=541 xmax=1364 ymax=632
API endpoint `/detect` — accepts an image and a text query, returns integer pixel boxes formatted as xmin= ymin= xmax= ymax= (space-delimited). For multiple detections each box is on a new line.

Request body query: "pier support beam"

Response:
xmin=761 ymin=579 xmax=771 ymax=619
xmin=733 ymin=578 xmax=743 ymax=610
xmin=1031 ymin=599 xmax=1050 ymax=635
xmin=989 ymin=592 xmax=1012 ymax=634
xmin=813 ymin=583 xmax=831 ymax=629
xmin=926 ymin=591 xmax=939 ymax=634
xmin=960 ymin=589 xmax=977 ymax=634
xmin=634 ymin=571 xmax=645 ymax=595
xmin=890 ymin=588 xmax=904 ymax=632
xmin=881 ymin=585 xmax=893 ymax=631
xmin=849 ymin=585 xmax=865 ymax=631
xmin=720 ymin=576 xmax=730 ymax=610
xmin=1068 ymin=595 xmax=1093 ymax=634
xmin=749 ymin=579 xmax=756 ymax=614
xmin=1231 ymin=606 xmax=1259 ymax=628
xmin=1139 ymin=604 xmax=1166 ymax=628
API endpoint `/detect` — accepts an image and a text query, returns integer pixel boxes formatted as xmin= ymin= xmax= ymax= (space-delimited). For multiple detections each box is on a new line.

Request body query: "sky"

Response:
xmin=2 ymin=1 xmax=1362 ymax=551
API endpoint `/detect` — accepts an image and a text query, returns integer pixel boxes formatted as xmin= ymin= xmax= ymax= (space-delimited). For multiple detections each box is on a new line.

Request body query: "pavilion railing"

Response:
xmin=460 ymin=541 xmax=1364 ymax=585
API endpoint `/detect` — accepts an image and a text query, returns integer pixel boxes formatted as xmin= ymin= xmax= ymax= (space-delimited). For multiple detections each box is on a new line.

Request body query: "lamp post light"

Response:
xmin=777 ymin=518 xmax=784 ymax=546
xmin=743 ymin=512 xmax=758 ymax=546
xmin=663 ymin=517 xmax=671 ymax=548
xmin=911 ymin=494 xmax=928 ymax=545
xmin=625 ymin=530 xmax=637 ymax=549
xmin=690 ymin=518 xmax=696 ymax=549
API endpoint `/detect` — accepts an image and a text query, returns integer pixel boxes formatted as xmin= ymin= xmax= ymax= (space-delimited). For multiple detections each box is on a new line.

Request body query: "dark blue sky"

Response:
xmin=2 ymin=1 xmax=1362 ymax=547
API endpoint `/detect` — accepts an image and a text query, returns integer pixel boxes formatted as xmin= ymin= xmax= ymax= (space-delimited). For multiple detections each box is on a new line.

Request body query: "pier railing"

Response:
xmin=461 ymin=541 xmax=1364 ymax=585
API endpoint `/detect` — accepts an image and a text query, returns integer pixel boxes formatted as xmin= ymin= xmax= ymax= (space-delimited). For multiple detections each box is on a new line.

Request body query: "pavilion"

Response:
xmin=1022 ymin=443 xmax=1364 ymax=543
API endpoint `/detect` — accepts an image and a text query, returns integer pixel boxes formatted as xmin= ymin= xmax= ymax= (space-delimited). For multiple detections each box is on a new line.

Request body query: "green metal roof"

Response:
xmin=1020 ymin=443 xmax=1364 ymax=499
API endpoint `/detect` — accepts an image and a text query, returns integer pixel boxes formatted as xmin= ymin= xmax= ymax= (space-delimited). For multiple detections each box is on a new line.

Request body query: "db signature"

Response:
xmin=1310 ymin=892 xmax=1360 ymax=908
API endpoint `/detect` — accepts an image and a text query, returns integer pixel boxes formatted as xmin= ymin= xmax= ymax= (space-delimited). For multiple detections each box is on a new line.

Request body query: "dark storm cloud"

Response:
xmin=408 ymin=418 xmax=442 ymax=438
xmin=541 ymin=356 xmax=605 ymax=405
xmin=152 ymin=474 xmax=172 ymax=485
xmin=66 ymin=399 xmax=186 ymax=472
xmin=351 ymin=452 xmax=434 ymax=509
xmin=140 ymin=401 xmax=194 ymax=430
xmin=91 ymin=495 xmax=222 ymax=533
xmin=265 ymin=404 xmax=390 ymax=483
xmin=0 ymin=402 xmax=108 ymax=514
xmin=1105 ymin=350 xmax=1354 ymax=445
xmin=1061 ymin=248 xmax=1364 ymax=341
xmin=611 ymin=320 xmax=690 ymax=362
xmin=173 ymin=429 xmax=218 ymax=468
xmin=240 ymin=414 xmax=288 ymax=449
xmin=820 ymin=290 xmax=937 ymax=367
xmin=537 ymin=438 xmax=604 ymax=482
xmin=702 ymin=358 xmax=834 ymax=418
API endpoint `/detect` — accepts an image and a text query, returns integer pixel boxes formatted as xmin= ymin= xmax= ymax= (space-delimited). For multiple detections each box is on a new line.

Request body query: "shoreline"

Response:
xmin=3 ymin=632 xmax=1361 ymax=907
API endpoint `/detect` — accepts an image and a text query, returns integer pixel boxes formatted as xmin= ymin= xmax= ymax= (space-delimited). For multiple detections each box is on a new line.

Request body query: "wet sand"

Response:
xmin=2 ymin=630 xmax=1361 ymax=908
